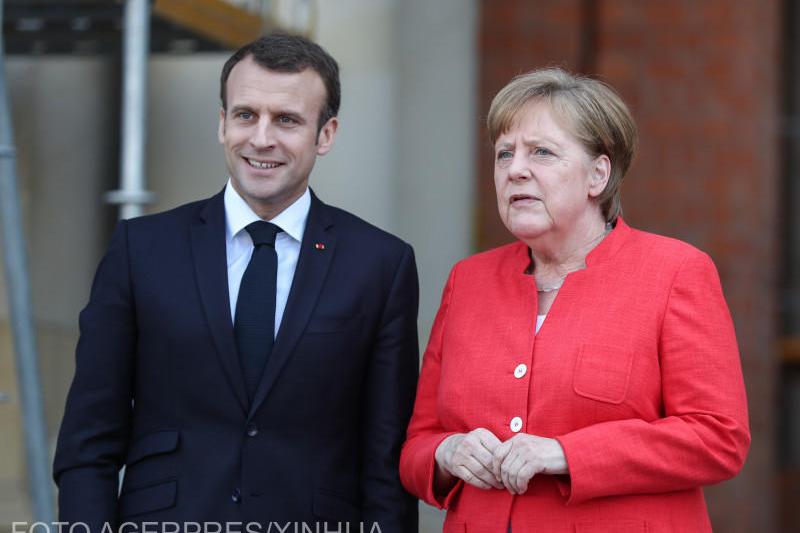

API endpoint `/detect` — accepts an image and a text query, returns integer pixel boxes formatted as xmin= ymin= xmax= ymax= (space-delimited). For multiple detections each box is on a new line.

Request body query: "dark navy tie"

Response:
xmin=234 ymin=221 xmax=282 ymax=401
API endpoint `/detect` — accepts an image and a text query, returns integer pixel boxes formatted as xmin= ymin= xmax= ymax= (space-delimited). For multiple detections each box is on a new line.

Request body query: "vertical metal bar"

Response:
xmin=108 ymin=0 xmax=154 ymax=219
xmin=0 ymin=0 xmax=56 ymax=523
xmin=119 ymin=0 xmax=151 ymax=219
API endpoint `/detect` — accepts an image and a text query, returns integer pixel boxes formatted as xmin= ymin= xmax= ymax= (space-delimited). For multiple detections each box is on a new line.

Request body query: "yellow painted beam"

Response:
xmin=153 ymin=0 xmax=265 ymax=49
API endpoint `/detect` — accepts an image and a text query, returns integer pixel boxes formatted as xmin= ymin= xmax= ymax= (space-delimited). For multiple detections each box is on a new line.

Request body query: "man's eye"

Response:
xmin=497 ymin=150 xmax=513 ymax=160
xmin=236 ymin=111 xmax=253 ymax=120
xmin=278 ymin=116 xmax=296 ymax=124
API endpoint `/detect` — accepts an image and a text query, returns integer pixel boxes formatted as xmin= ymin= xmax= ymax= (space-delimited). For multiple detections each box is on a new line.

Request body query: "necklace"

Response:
xmin=536 ymin=278 xmax=565 ymax=293
xmin=533 ymin=224 xmax=613 ymax=293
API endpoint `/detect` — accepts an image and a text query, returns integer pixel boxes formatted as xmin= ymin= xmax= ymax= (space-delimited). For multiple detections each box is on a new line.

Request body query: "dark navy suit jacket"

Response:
xmin=53 ymin=189 xmax=420 ymax=532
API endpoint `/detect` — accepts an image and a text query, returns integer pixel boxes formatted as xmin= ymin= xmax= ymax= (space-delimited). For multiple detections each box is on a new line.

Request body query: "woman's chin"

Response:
xmin=504 ymin=218 xmax=551 ymax=242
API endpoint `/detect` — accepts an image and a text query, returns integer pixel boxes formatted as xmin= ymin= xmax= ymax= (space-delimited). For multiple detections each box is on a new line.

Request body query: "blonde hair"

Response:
xmin=487 ymin=68 xmax=638 ymax=223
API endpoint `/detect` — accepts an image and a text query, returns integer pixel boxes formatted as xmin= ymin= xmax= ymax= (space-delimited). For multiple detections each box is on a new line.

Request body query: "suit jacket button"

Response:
xmin=246 ymin=424 xmax=258 ymax=437
xmin=231 ymin=488 xmax=241 ymax=503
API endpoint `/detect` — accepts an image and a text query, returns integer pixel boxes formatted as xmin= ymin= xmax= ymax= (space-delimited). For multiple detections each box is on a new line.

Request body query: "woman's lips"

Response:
xmin=510 ymin=194 xmax=540 ymax=205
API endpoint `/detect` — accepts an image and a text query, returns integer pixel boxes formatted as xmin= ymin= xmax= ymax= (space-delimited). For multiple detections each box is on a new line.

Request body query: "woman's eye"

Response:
xmin=533 ymin=147 xmax=554 ymax=156
xmin=497 ymin=150 xmax=513 ymax=161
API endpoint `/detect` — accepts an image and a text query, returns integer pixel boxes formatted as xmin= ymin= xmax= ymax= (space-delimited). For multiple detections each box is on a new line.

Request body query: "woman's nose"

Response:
xmin=508 ymin=153 xmax=531 ymax=181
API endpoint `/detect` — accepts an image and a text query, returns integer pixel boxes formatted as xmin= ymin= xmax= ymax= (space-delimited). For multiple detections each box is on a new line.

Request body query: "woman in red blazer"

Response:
xmin=400 ymin=68 xmax=750 ymax=532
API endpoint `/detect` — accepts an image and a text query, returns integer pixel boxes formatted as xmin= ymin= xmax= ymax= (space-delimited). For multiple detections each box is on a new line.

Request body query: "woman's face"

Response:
xmin=493 ymin=100 xmax=608 ymax=242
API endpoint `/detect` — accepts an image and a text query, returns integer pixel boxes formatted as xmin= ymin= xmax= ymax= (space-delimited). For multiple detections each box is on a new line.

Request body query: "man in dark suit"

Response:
xmin=53 ymin=34 xmax=419 ymax=532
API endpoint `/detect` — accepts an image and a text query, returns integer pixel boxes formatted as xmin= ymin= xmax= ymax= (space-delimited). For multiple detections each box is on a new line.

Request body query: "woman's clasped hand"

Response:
xmin=435 ymin=428 xmax=568 ymax=495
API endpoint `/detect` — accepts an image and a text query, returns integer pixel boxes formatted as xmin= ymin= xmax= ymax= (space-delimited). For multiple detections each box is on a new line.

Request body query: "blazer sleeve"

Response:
xmin=399 ymin=265 xmax=462 ymax=509
xmin=359 ymin=243 xmax=420 ymax=533
xmin=53 ymin=221 xmax=136 ymax=530
xmin=555 ymin=250 xmax=751 ymax=504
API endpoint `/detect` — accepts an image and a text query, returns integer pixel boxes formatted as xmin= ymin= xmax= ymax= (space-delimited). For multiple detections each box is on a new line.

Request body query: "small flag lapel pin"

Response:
xmin=314 ymin=242 xmax=326 ymax=250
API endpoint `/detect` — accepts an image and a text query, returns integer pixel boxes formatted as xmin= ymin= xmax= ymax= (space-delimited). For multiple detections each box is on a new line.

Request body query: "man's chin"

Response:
xmin=240 ymin=164 xmax=284 ymax=180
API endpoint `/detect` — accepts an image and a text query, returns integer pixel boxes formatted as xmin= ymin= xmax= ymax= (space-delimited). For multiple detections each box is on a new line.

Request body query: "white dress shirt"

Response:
xmin=224 ymin=180 xmax=310 ymax=335
xmin=535 ymin=314 xmax=546 ymax=334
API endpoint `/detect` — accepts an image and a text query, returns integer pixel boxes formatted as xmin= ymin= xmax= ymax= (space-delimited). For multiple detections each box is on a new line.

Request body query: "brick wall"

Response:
xmin=478 ymin=1 xmax=780 ymax=531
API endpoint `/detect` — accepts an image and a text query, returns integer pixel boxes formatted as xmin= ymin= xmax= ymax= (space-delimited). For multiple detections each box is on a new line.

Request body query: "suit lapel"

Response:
xmin=248 ymin=192 xmax=335 ymax=418
xmin=190 ymin=190 xmax=249 ymax=413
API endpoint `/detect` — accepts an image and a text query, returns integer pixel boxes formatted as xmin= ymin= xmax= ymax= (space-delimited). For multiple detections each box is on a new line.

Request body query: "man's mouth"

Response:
xmin=245 ymin=157 xmax=282 ymax=170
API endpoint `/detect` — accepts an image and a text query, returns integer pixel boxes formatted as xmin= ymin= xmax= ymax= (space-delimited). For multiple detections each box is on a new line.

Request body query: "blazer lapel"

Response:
xmin=190 ymin=189 xmax=249 ymax=413
xmin=248 ymin=191 xmax=335 ymax=418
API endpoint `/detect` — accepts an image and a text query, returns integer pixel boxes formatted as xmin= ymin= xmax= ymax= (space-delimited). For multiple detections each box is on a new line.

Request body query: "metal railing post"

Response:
xmin=0 ymin=0 xmax=56 ymax=522
xmin=105 ymin=0 xmax=156 ymax=219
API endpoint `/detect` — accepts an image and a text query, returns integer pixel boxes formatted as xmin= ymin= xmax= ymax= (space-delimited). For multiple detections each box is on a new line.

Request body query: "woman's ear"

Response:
xmin=588 ymin=154 xmax=611 ymax=198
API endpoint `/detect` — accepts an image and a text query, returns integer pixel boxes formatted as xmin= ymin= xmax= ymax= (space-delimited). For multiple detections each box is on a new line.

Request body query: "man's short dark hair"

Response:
xmin=220 ymin=33 xmax=341 ymax=132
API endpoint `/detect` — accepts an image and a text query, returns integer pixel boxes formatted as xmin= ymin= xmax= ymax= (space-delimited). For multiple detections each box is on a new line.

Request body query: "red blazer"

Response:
xmin=400 ymin=219 xmax=749 ymax=533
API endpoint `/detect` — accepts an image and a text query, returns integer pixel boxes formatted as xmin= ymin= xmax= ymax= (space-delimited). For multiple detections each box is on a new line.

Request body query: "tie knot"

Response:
xmin=245 ymin=221 xmax=282 ymax=247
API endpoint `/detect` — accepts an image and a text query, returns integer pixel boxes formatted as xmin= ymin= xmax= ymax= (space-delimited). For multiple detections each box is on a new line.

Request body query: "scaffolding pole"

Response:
xmin=105 ymin=0 xmax=155 ymax=219
xmin=0 ymin=0 xmax=56 ymax=523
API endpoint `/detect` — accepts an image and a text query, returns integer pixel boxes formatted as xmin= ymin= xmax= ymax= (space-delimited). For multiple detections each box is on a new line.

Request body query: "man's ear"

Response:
xmin=588 ymin=154 xmax=611 ymax=198
xmin=316 ymin=117 xmax=339 ymax=155
xmin=217 ymin=107 xmax=226 ymax=144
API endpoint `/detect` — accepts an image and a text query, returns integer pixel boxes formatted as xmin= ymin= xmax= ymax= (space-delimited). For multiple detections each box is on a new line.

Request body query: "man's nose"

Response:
xmin=250 ymin=119 xmax=275 ymax=149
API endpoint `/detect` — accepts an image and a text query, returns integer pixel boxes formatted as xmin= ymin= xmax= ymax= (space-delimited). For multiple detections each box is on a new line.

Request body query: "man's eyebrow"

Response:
xmin=229 ymin=104 xmax=254 ymax=114
xmin=277 ymin=110 xmax=304 ymax=120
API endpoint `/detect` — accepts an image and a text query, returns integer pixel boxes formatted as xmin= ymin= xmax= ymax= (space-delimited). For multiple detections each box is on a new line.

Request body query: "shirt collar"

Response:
xmin=224 ymin=179 xmax=310 ymax=243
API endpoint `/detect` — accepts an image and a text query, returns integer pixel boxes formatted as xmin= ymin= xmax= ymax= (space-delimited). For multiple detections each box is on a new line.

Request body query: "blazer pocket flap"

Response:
xmin=126 ymin=430 xmax=180 ymax=466
xmin=119 ymin=478 xmax=177 ymax=518
xmin=573 ymin=344 xmax=633 ymax=404
xmin=305 ymin=315 xmax=361 ymax=333
xmin=313 ymin=490 xmax=360 ymax=521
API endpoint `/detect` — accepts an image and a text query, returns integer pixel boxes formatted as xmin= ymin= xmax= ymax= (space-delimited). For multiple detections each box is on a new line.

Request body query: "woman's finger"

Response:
xmin=492 ymin=439 xmax=513 ymax=480
xmin=501 ymin=451 xmax=522 ymax=494
xmin=455 ymin=464 xmax=492 ymax=490
xmin=464 ymin=456 xmax=503 ymax=489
